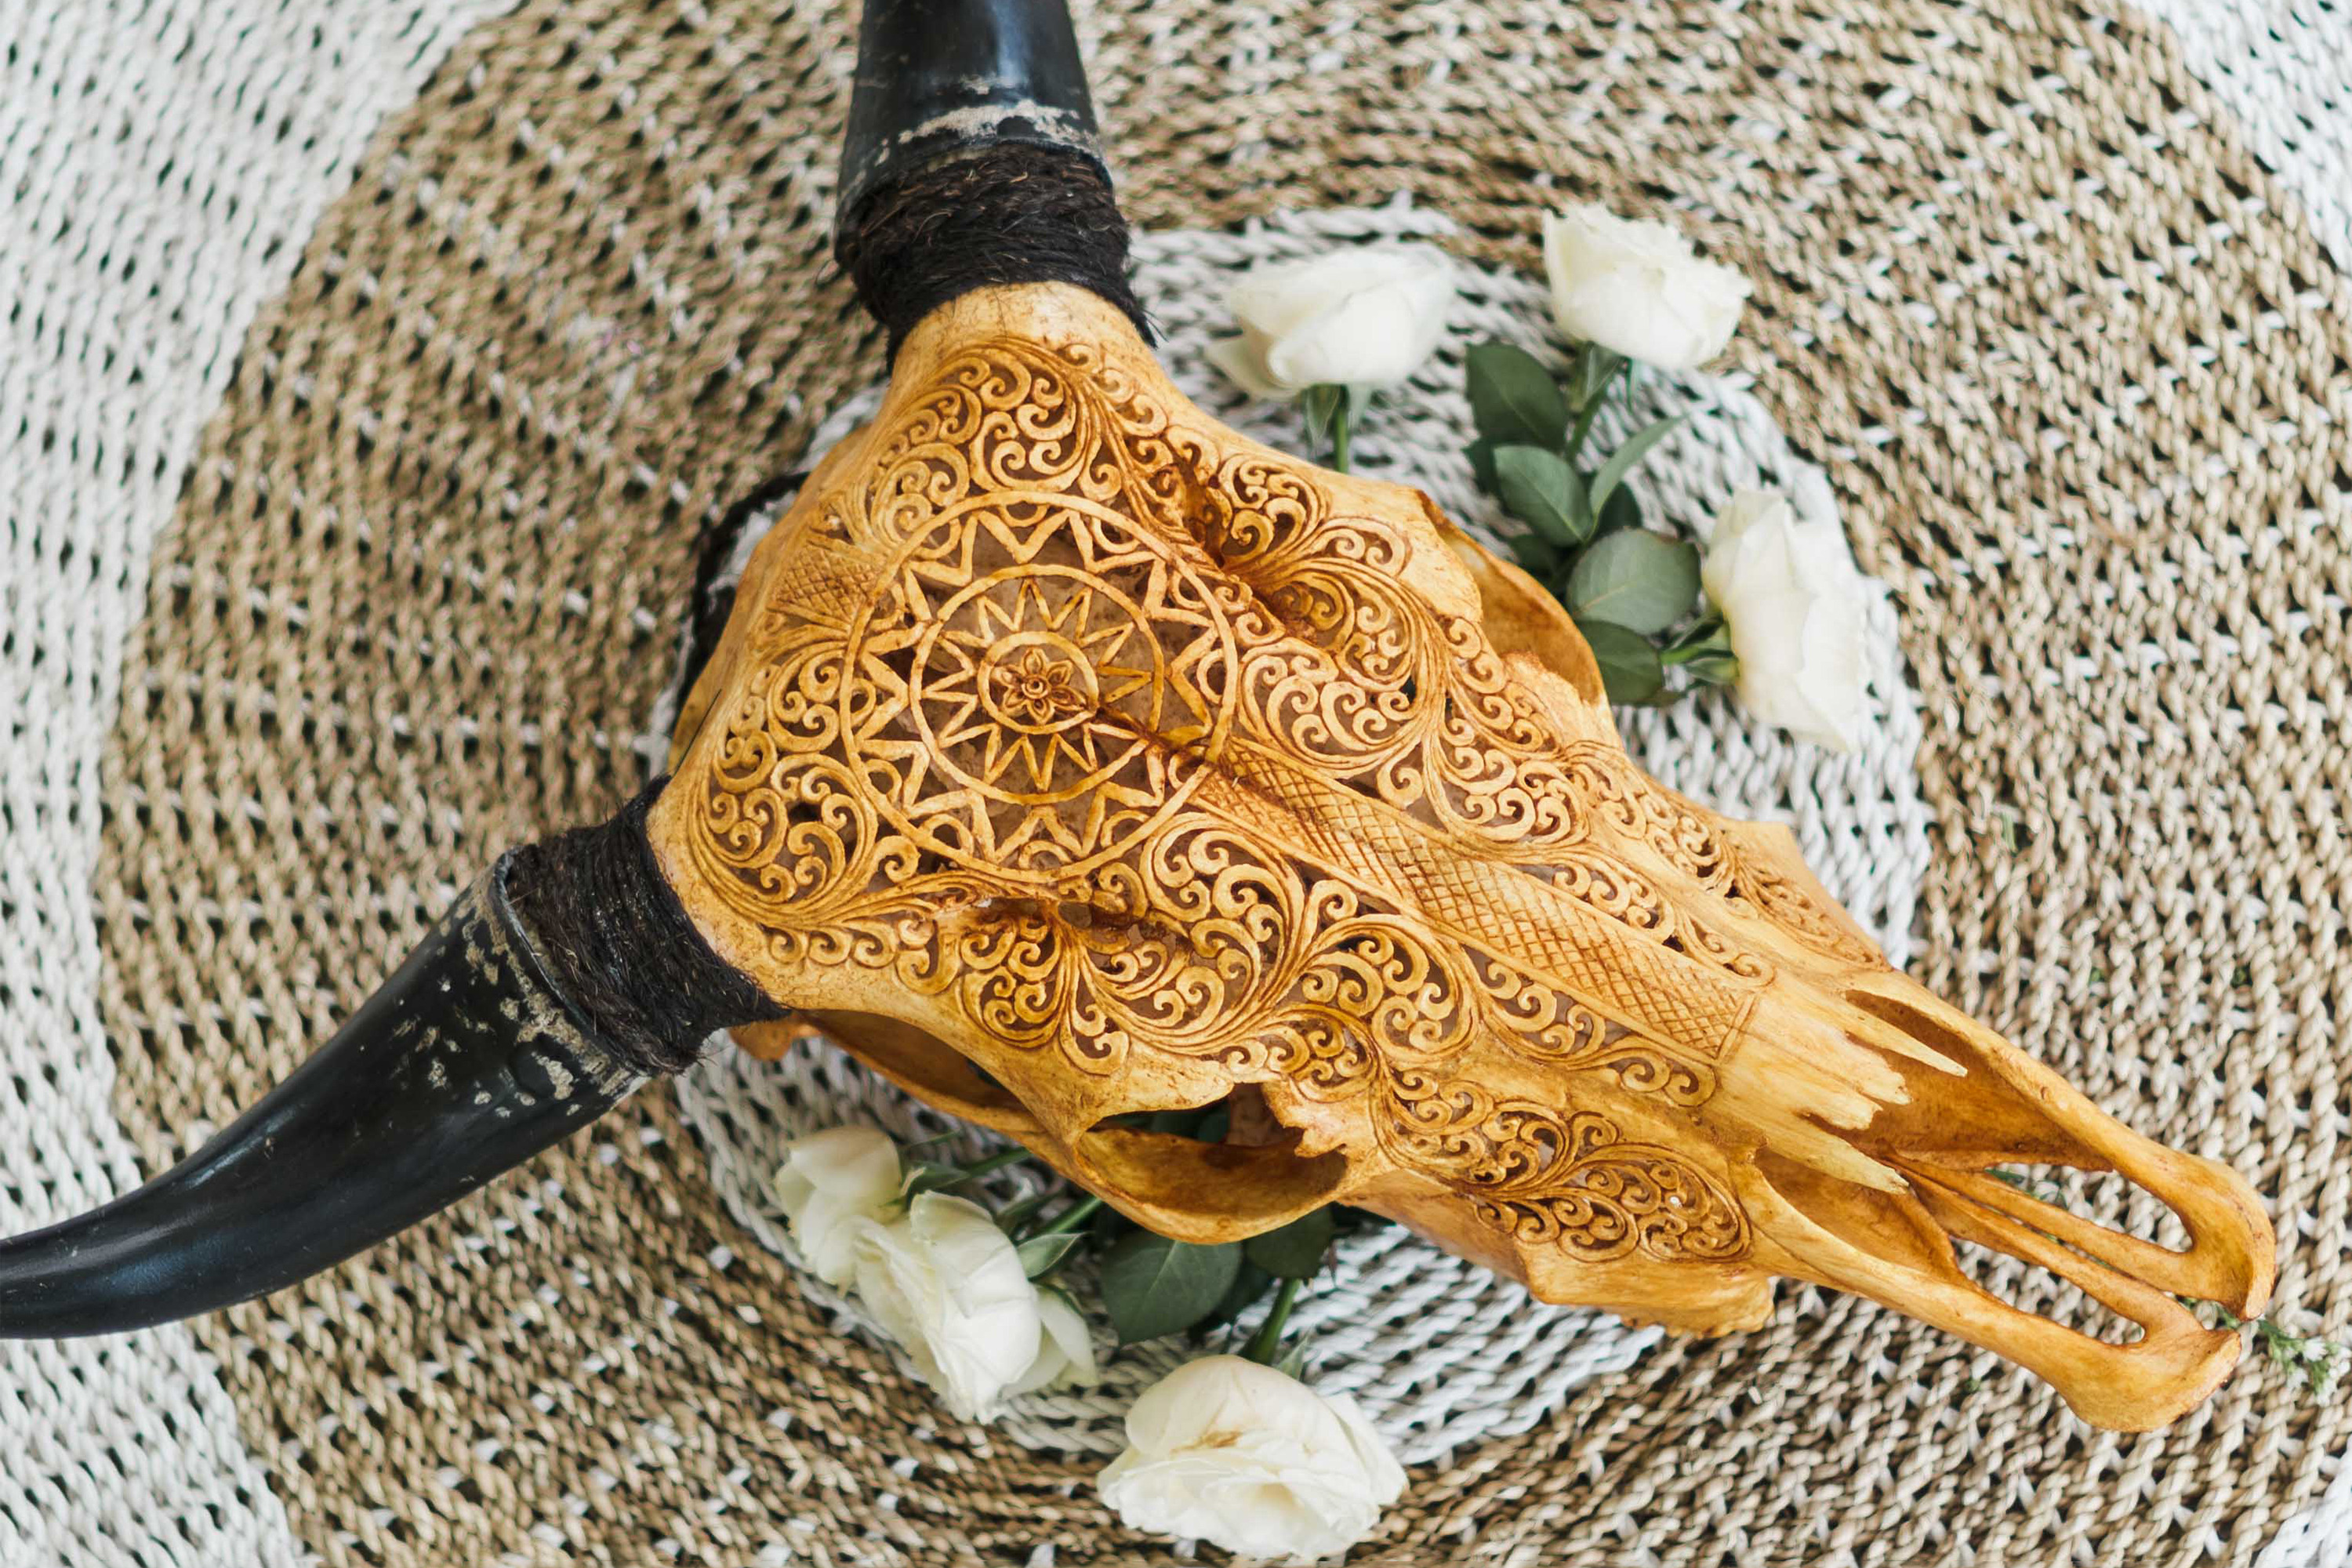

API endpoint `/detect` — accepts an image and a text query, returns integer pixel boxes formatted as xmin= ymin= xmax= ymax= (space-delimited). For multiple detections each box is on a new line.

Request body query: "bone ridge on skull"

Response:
xmin=652 ymin=284 xmax=2272 ymax=1432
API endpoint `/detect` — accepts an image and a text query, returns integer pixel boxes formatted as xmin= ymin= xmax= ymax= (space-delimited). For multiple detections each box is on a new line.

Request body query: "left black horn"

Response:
xmin=0 ymin=786 xmax=779 ymax=1337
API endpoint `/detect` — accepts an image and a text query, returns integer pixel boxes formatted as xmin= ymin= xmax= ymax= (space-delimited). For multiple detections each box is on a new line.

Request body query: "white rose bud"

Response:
xmin=770 ymin=1126 xmax=902 ymax=1287
xmin=1208 ymin=244 xmax=1454 ymax=400
xmin=852 ymin=1192 xmax=1094 ymax=1421
xmin=1098 ymin=1355 xmax=1406 ymax=1563
xmin=1542 ymin=202 xmax=1749 ymax=371
xmin=1700 ymin=488 xmax=1870 ymax=752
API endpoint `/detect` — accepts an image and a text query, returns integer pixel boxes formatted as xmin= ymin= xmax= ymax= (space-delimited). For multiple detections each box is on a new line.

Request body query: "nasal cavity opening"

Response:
xmin=1944 ymin=1232 xmax=2147 ymax=1347
xmin=1842 ymin=988 xmax=2193 ymax=1252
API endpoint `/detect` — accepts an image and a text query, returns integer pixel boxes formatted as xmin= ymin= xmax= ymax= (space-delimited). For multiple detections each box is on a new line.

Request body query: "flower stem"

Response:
xmin=955 ymin=1147 xmax=1033 ymax=1182
xmin=1245 ymin=1276 xmax=1304 ymax=1366
xmin=1330 ymin=402 xmax=1354 ymax=474
xmin=1564 ymin=358 xmax=1631 ymax=465
xmin=1023 ymin=1194 xmax=1105 ymax=1240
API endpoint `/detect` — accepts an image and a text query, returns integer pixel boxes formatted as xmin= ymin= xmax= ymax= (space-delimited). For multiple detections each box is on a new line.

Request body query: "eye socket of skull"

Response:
xmin=750 ymin=1012 xmax=1350 ymax=1243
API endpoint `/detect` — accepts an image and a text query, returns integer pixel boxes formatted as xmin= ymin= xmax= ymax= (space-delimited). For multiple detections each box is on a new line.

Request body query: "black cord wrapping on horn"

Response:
xmin=836 ymin=141 xmax=1149 ymax=356
xmin=505 ymin=785 xmax=784 ymax=1077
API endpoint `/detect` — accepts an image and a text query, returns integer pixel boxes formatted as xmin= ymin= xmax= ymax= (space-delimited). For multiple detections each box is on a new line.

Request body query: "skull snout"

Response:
xmin=1748 ymin=977 xmax=2274 ymax=1430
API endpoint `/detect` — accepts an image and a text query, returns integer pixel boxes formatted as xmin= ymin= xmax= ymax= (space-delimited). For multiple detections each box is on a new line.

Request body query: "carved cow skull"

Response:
xmin=0 ymin=0 xmax=2271 ymax=1438
xmin=651 ymin=281 xmax=2272 ymax=1432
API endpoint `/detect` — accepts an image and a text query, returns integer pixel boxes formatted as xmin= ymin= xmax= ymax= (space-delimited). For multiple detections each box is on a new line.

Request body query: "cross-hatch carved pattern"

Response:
xmin=676 ymin=334 xmax=1895 ymax=1269
xmin=1207 ymin=744 xmax=1757 ymax=1062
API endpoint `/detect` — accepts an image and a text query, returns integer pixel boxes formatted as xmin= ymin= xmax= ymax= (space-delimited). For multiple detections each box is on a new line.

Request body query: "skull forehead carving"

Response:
xmin=653 ymin=285 xmax=2270 ymax=1431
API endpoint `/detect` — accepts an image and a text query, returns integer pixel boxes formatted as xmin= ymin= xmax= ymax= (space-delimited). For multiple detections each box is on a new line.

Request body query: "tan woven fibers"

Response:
xmin=85 ymin=0 xmax=2351 ymax=1563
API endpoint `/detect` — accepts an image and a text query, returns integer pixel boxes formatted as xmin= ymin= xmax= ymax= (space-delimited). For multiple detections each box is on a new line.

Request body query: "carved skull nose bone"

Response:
xmin=0 ymin=0 xmax=2270 ymax=1438
xmin=652 ymin=283 xmax=2272 ymax=1433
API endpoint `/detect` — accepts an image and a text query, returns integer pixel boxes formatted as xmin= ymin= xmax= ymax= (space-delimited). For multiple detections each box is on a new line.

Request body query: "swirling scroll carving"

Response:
xmin=671 ymin=332 xmax=1828 ymax=1269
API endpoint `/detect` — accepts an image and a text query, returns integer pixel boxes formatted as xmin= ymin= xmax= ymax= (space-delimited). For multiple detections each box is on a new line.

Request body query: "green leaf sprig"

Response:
xmin=1463 ymin=339 xmax=1737 ymax=706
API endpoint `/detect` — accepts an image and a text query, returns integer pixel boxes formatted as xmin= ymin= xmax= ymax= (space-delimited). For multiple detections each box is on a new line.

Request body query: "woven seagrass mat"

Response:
xmin=78 ymin=0 xmax=2350 ymax=1563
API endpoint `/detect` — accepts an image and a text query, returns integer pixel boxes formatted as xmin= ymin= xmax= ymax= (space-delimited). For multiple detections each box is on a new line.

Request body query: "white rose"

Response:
xmin=1700 ymin=488 xmax=1871 ymax=752
xmin=1010 ymin=1286 xmax=1098 ymax=1399
xmin=852 ymin=1192 xmax=1095 ymax=1421
xmin=770 ymin=1126 xmax=902 ymax=1286
xmin=1208 ymin=244 xmax=1454 ymax=399
xmin=1542 ymin=203 xmax=1749 ymax=371
xmin=1097 ymin=1355 xmax=1406 ymax=1563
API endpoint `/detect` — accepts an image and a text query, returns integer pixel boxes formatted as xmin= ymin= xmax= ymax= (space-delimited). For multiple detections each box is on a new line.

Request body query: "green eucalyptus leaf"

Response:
xmin=1465 ymin=341 xmax=1569 ymax=448
xmin=1015 ymin=1231 xmax=1083 ymax=1279
xmin=1465 ymin=437 xmax=1499 ymax=495
xmin=1494 ymin=445 xmax=1591 ymax=546
xmin=1565 ymin=531 xmax=1701 ymax=636
xmin=1588 ymin=414 xmax=1684 ymax=520
xmin=1203 ymin=1259 xmax=1276 ymax=1330
xmin=1596 ymin=479 xmax=1642 ymax=535
xmin=1507 ymin=530 xmax=1563 ymax=577
xmin=1098 ymin=1232 xmax=1243 ymax=1344
xmin=1243 ymin=1207 xmax=1336 ymax=1281
xmin=1573 ymin=619 xmax=1667 ymax=705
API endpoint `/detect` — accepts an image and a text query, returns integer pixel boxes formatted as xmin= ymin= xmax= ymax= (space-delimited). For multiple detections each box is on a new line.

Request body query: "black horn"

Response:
xmin=0 ymin=792 xmax=779 ymax=1336
xmin=833 ymin=0 xmax=1144 ymax=351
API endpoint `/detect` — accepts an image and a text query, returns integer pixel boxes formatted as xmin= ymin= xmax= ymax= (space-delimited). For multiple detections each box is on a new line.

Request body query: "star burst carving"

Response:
xmin=921 ymin=578 xmax=1155 ymax=794
xmin=849 ymin=506 xmax=1229 ymax=873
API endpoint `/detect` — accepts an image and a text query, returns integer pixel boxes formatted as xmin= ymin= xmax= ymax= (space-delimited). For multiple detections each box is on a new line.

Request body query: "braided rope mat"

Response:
xmin=2 ymin=1 xmax=2348 ymax=1563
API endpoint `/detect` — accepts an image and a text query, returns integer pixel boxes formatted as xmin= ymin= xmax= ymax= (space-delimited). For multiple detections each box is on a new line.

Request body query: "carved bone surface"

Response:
xmin=651 ymin=284 xmax=2274 ymax=1432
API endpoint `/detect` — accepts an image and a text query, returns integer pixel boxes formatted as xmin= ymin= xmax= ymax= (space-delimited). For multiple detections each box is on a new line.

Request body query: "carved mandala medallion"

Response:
xmin=667 ymin=325 xmax=1788 ymax=1275
xmin=847 ymin=503 xmax=1236 ymax=882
